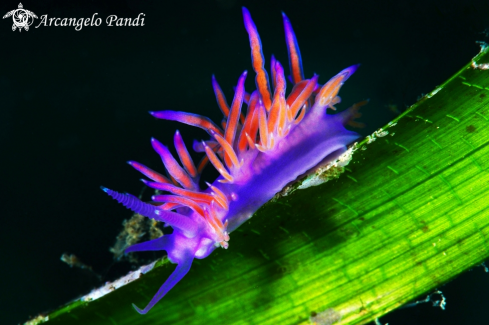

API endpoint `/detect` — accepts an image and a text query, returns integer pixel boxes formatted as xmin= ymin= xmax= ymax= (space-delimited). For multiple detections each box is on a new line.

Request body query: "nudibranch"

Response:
xmin=102 ymin=7 xmax=364 ymax=314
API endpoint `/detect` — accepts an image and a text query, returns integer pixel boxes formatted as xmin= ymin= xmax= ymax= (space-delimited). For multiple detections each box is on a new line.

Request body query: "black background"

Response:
xmin=2 ymin=0 xmax=489 ymax=324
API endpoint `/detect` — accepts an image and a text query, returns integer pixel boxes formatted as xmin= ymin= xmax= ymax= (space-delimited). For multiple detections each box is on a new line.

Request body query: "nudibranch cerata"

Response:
xmin=102 ymin=7 xmax=364 ymax=314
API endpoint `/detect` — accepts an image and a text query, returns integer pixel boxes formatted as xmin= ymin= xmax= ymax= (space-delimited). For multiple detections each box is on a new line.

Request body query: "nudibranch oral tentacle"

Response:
xmin=132 ymin=249 xmax=194 ymax=315
xmin=102 ymin=7 xmax=363 ymax=314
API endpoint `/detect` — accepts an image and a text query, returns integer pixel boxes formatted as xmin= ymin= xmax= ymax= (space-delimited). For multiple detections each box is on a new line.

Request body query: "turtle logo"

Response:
xmin=3 ymin=3 xmax=38 ymax=32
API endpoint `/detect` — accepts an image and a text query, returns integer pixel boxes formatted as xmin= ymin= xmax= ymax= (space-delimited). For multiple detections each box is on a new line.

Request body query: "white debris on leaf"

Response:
xmin=366 ymin=134 xmax=376 ymax=144
xmin=471 ymin=61 xmax=489 ymax=70
xmin=426 ymin=86 xmax=443 ymax=98
xmin=471 ymin=41 xmax=489 ymax=69
xmin=364 ymin=126 xmax=392 ymax=146
xmin=375 ymin=130 xmax=389 ymax=138
xmin=309 ymin=308 xmax=342 ymax=325
xmin=360 ymin=123 xmax=397 ymax=151
xmin=81 ymin=260 xmax=157 ymax=302
xmin=23 ymin=315 xmax=49 ymax=325
xmin=297 ymin=145 xmax=356 ymax=191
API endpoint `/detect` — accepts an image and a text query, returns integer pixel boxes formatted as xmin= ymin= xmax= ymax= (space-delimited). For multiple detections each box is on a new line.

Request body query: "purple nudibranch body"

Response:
xmin=103 ymin=7 xmax=364 ymax=314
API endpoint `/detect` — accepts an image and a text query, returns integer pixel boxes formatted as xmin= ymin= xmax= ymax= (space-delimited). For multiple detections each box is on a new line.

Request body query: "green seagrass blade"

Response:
xmin=27 ymin=46 xmax=489 ymax=325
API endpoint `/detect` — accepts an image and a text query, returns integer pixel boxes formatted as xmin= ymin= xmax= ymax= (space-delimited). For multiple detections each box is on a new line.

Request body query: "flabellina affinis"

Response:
xmin=102 ymin=7 xmax=364 ymax=314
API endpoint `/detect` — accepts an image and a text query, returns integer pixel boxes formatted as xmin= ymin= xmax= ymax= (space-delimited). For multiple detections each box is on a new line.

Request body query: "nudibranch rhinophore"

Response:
xmin=102 ymin=7 xmax=364 ymax=314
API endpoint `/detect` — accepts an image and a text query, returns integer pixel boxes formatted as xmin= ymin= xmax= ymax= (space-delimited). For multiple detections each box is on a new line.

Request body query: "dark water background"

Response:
xmin=1 ymin=0 xmax=489 ymax=324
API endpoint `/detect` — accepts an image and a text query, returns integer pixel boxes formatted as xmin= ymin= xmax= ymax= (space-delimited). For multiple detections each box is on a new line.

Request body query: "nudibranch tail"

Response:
xmin=103 ymin=7 xmax=364 ymax=314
